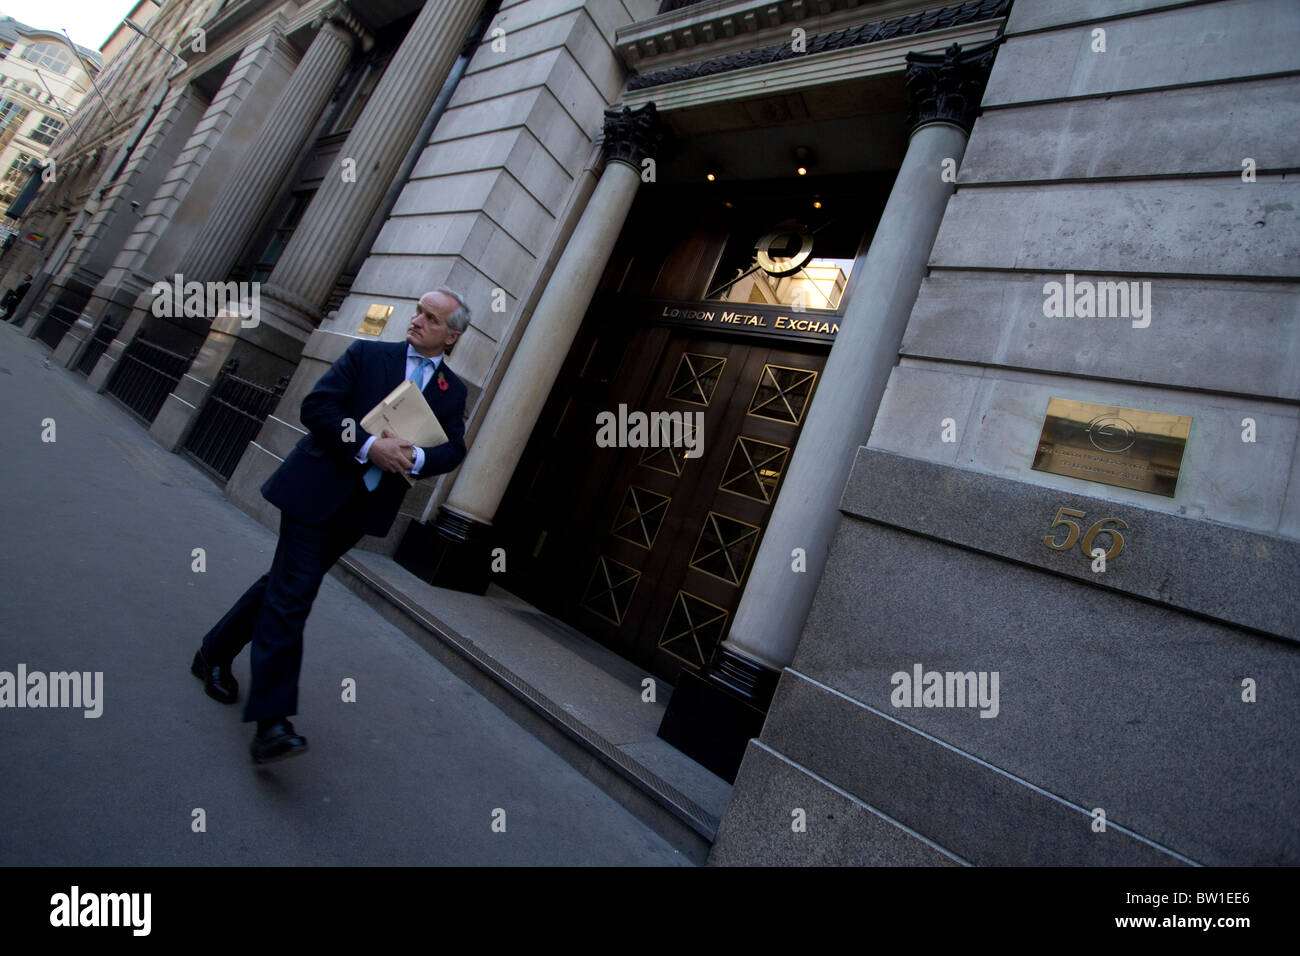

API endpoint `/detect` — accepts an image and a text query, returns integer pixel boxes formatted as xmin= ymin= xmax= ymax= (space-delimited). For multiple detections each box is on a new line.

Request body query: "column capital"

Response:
xmin=315 ymin=2 xmax=372 ymax=51
xmin=904 ymin=39 xmax=1000 ymax=136
xmin=601 ymin=102 xmax=667 ymax=171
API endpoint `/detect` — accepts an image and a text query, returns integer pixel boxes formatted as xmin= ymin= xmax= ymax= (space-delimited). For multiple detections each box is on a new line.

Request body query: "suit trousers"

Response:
xmin=201 ymin=491 xmax=368 ymax=722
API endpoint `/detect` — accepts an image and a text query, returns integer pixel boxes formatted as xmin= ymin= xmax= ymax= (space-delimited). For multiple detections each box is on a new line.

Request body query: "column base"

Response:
xmin=53 ymin=315 xmax=93 ymax=367
xmin=657 ymin=648 xmax=781 ymax=783
xmin=150 ymin=372 xmax=212 ymax=452
xmin=394 ymin=506 xmax=494 ymax=594
xmin=88 ymin=343 xmax=120 ymax=391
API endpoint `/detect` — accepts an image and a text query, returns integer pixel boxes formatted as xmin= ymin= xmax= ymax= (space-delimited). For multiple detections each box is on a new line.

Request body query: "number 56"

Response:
xmin=1044 ymin=507 xmax=1128 ymax=560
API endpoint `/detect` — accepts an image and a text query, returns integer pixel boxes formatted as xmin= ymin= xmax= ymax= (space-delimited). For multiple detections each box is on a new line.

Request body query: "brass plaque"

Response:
xmin=358 ymin=304 xmax=393 ymax=336
xmin=1033 ymin=398 xmax=1191 ymax=497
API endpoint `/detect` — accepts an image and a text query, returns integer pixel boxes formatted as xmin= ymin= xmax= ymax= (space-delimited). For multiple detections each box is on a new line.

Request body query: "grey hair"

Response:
xmin=434 ymin=287 xmax=472 ymax=334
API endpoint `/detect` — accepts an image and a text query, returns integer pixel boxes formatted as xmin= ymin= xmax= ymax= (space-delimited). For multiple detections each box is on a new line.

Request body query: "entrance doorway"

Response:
xmin=498 ymin=315 xmax=824 ymax=684
xmin=496 ymin=173 xmax=889 ymax=686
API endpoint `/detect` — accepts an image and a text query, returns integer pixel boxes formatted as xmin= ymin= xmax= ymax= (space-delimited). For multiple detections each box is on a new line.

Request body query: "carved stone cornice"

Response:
xmin=601 ymin=103 xmax=667 ymax=170
xmin=627 ymin=0 xmax=1009 ymax=91
xmin=904 ymin=38 xmax=999 ymax=134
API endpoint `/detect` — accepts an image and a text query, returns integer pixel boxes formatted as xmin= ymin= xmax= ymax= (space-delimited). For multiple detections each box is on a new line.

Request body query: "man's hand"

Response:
xmin=367 ymin=428 xmax=416 ymax=473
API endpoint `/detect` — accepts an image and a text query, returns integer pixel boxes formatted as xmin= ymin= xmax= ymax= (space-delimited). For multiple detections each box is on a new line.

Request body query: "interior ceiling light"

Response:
xmin=793 ymin=145 xmax=816 ymax=177
xmin=706 ymin=173 xmax=716 ymax=181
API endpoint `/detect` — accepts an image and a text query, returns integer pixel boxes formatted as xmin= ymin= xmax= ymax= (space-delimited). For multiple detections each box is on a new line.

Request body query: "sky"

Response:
xmin=1 ymin=0 xmax=141 ymax=53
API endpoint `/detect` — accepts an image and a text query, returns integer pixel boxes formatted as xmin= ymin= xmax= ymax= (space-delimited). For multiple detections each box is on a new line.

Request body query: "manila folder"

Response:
xmin=360 ymin=379 xmax=448 ymax=485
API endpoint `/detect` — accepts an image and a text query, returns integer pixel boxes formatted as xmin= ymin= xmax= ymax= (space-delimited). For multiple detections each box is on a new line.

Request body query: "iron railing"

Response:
xmin=76 ymin=315 xmax=123 ymax=376
xmin=182 ymin=358 xmax=288 ymax=482
xmin=33 ymin=304 xmax=79 ymax=349
xmin=105 ymin=336 xmax=196 ymax=425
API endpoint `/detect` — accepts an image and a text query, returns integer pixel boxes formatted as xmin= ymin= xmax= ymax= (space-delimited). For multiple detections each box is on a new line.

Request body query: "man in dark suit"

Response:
xmin=1 ymin=274 xmax=32 ymax=321
xmin=192 ymin=288 xmax=471 ymax=763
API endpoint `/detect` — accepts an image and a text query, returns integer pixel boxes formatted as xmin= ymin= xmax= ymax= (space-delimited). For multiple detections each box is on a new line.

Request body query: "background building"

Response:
xmin=8 ymin=0 xmax=1297 ymax=865
xmin=0 ymin=14 xmax=101 ymax=235
xmin=0 ymin=0 xmax=170 ymax=328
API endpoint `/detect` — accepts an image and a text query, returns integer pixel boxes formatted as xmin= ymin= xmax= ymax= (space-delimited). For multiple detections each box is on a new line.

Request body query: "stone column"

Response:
xmin=177 ymin=7 xmax=364 ymax=285
xmin=256 ymin=0 xmax=485 ymax=338
xmin=147 ymin=8 xmax=365 ymax=449
xmin=658 ymin=41 xmax=1001 ymax=778
xmin=416 ymin=104 xmax=666 ymax=591
xmin=223 ymin=0 xmax=489 ymax=521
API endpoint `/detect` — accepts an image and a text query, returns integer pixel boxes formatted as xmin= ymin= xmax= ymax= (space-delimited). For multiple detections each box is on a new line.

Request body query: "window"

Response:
xmin=324 ymin=19 xmax=406 ymax=136
xmin=22 ymin=42 xmax=73 ymax=76
xmin=3 ymin=153 xmax=33 ymax=184
xmin=0 ymin=100 xmax=31 ymax=148
xmin=249 ymin=190 xmax=316 ymax=282
xmin=0 ymin=153 xmax=30 ymax=203
xmin=679 ymin=180 xmax=892 ymax=312
xmin=329 ymin=54 xmax=393 ymax=135
xmin=706 ymin=207 xmax=860 ymax=311
xmin=27 ymin=114 xmax=63 ymax=146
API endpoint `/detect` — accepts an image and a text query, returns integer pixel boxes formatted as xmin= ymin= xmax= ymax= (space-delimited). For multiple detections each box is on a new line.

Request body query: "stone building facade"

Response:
xmin=10 ymin=0 xmax=1297 ymax=865
xmin=0 ymin=16 xmax=102 ymax=233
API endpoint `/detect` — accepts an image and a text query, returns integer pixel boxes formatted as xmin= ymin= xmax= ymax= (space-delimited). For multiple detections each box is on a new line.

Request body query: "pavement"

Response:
xmin=0 ymin=323 xmax=696 ymax=866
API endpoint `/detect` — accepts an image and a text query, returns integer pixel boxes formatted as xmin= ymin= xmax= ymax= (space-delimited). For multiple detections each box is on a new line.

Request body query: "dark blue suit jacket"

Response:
xmin=261 ymin=340 xmax=468 ymax=536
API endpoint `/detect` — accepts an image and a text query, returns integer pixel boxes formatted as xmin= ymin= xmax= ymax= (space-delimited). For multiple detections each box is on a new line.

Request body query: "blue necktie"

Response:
xmin=363 ymin=357 xmax=433 ymax=491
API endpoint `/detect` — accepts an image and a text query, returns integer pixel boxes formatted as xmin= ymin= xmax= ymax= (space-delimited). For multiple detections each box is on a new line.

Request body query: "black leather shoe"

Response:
xmin=250 ymin=719 xmax=309 ymax=764
xmin=191 ymin=650 xmax=238 ymax=704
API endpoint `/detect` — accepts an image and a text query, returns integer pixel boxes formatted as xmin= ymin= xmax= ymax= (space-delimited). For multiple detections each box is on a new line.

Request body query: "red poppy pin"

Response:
xmin=437 ymin=371 xmax=449 ymax=391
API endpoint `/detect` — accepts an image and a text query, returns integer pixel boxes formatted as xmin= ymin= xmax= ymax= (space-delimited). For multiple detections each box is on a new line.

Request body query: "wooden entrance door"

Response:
xmin=517 ymin=323 xmax=824 ymax=684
